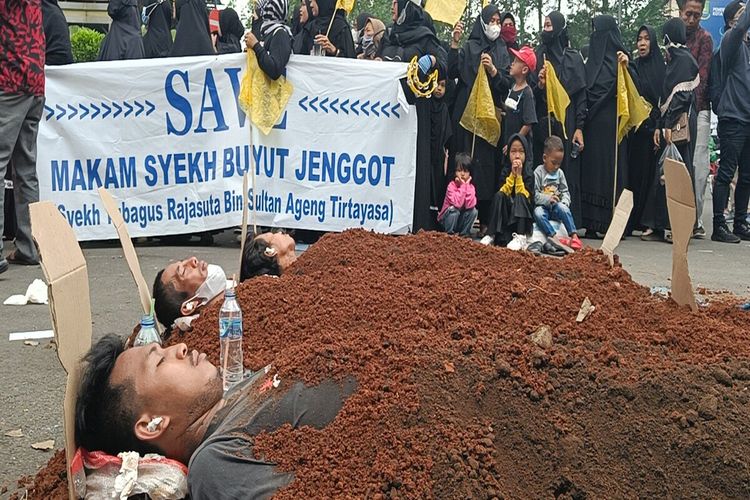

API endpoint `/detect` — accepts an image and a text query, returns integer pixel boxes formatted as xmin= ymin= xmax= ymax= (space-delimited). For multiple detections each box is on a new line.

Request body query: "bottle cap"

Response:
xmin=141 ymin=314 xmax=155 ymax=327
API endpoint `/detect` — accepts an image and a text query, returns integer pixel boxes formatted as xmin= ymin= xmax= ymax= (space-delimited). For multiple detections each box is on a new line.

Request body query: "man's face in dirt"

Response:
xmin=680 ymin=0 xmax=704 ymax=32
xmin=111 ymin=343 xmax=223 ymax=432
xmin=161 ymin=257 xmax=209 ymax=298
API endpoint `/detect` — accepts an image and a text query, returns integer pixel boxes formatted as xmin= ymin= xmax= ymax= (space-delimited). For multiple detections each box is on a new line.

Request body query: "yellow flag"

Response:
xmin=425 ymin=0 xmax=466 ymax=26
xmin=616 ymin=63 xmax=652 ymax=143
xmin=336 ymin=0 xmax=355 ymax=13
xmin=238 ymin=50 xmax=294 ymax=135
xmin=544 ymin=60 xmax=571 ymax=139
xmin=460 ymin=64 xmax=501 ymax=147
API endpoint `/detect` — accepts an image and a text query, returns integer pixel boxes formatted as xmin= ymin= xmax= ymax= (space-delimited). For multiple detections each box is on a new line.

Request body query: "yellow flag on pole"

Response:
xmin=616 ymin=63 xmax=652 ymax=143
xmin=336 ymin=0 xmax=355 ymax=13
xmin=460 ymin=64 xmax=501 ymax=147
xmin=544 ymin=60 xmax=571 ymax=139
xmin=424 ymin=0 xmax=466 ymax=26
xmin=238 ymin=50 xmax=294 ymax=135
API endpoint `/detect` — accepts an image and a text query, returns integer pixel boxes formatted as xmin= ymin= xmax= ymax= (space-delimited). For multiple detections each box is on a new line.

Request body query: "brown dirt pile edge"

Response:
xmin=14 ymin=230 xmax=750 ymax=498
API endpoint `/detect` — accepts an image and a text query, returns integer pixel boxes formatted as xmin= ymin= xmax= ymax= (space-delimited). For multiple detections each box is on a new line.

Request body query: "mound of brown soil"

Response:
xmin=18 ymin=230 xmax=750 ymax=498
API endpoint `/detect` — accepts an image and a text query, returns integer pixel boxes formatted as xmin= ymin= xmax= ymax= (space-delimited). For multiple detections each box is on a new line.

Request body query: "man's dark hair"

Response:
xmin=544 ymin=135 xmax=565 ymax=154
xmin=677 ymin=0 xmax=706 ymax=10
xmin=455 ymin=152 xmax=474 ymax=175
xmin=153 ymin=269 xmax=189 ymax=330
xmin=240 ymin=234 xmax=282 ymax=281
xmin=75 ymin=334 xmax=161 ymax=456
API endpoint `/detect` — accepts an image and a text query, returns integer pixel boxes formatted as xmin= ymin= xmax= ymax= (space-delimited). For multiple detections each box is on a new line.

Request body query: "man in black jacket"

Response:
xmin=42 ymin=0 xmax=74 ymax=65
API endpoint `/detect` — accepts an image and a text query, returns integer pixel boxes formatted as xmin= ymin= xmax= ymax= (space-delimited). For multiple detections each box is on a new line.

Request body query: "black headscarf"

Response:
xmin=585 ymin=15 xmax=627 ymax=106
xmin=387 ymin=0 xmax=437 ymax=48
xmin=310 ymin=0 xmax=349 ymax=40
xmin=633 ymin=25 xmax=665 ymax=107
xmin=458 ymin=4 xmax=509 ymax=86
xmin=661 ymin=17 xmax=699 ymax=103
xmin=500 ymin=133 xmax=535 ymax=195
xmin=142 ymin=0 xmax=173 ymax=58
xmin=171 ymin=0 xmax=215 ymax=57
xmin=216 ymin=7 xmax=244 ymax=53
xmin=98 ymin=0 xmax=145 ymax=61
xmin=42 ymin=0 xmax=74 ymax=65
xmin=536 ymin=11 xmax=586 ymax=95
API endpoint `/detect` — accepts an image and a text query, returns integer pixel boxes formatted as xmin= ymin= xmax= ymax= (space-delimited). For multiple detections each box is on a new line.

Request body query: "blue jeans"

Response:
xmin=534 ymin=203 xmax=577 ymax=236
xmin=440 ymin=206 xmax=478 ymax=236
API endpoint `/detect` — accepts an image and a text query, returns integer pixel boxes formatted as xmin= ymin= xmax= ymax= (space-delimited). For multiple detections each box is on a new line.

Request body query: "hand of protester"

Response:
xmin=315 ymin=35 xmax=337 ymax=55
xmin=418 ymin=54 xmax=436 ymax=74
xmin=617 ymin=51 xmax=629 ymax=65
xmin=455 ymin=175 xmax=464 ymax=185
xmin=653 ymin=129 xmax=661 ymax=148
xmin=466 ymin=176 xmax=472 ymax=184
xmin=245 ymin=32 xmax=258 ymax=49
xmin=664 ymin=127 xmax=673 ymax=145
xmin=537 ymin=66 xmax=546 ymax=89
xmin=551 ymin=195 xmax=560 ymax=204
xmin=211 ymin=33 xmax=218 ymax=48
xmin=573 ymin=129 xmax=584 ymax=151
xmin=452 ymin=22 xmax=464 ymax=48
xmin=481 ymin=53 xmax=498 ymax=77
xmin=511 ymin=159 xmax=522 ymax=176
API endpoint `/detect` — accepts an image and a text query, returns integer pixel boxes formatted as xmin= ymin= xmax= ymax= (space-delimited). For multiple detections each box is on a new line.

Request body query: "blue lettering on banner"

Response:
xmin=167 ymin=194 xmax=222 ymax=225
xmin=329 ymin=195 xmax=392 ymax=226
xmin=165 ymin=70 xmax=191 ymax=136
xmin=57 ymin=203 xmax=101 ymax=227
xmin=195 ymin=69 xmax=229 ymax=133
xmin=51 ymin=157 xmax=137 ymax=192
xmin=295 ymin=150 xmax=394 ymax=187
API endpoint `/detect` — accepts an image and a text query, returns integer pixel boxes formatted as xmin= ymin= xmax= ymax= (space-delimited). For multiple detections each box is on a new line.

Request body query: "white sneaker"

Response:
xmin=480 ymin=235 xmax=493 ymax=246
xmin=507 ymin=233 xmax=528 ymax=251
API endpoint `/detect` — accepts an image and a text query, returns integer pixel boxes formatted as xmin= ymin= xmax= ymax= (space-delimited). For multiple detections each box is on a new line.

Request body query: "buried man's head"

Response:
xmin=75 ymin=334 xmax=222 ymax=463
xmin=240 ymin=231 xmax=297 ymax=281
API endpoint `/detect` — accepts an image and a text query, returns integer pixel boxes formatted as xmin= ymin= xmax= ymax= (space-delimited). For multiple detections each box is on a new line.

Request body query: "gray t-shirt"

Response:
xmin=188 ymin=368 xmax=357 ymax=499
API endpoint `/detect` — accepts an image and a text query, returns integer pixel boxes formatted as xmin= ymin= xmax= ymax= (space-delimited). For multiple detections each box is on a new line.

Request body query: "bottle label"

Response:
xmin=219 ymin=318 xmax=242 ymax=339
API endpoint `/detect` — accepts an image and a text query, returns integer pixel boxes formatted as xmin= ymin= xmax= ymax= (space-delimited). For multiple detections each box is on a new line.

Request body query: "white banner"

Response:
xmin=38 ymin=54 xmax=417 ymax=240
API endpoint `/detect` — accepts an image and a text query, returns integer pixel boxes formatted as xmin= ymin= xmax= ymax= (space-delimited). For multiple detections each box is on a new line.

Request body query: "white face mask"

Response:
xmin=483 ymin=22 xmax=501 ymax=42
xmin=184 ymin=264 xmax=227 ymax=309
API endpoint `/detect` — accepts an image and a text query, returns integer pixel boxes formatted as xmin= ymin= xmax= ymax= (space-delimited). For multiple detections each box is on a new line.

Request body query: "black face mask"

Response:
xmin=541 ymin=30 xmax=555 ymax=44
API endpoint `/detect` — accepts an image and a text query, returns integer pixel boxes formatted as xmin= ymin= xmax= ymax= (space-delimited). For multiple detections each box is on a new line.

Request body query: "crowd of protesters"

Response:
xmin=2 ymin=0 xmax=750 ymax=272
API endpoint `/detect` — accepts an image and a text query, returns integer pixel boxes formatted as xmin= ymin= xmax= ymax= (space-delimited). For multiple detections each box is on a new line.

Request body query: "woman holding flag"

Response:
xmin=579 ymin=15 xmax=632 ymax=237
xmin=447 ymin=4 xmax=511 ymax=234
xmin=534 ymin=11 xmax=587 ymax=226
xmin=292 ymin=0 xmax=355 ymax=57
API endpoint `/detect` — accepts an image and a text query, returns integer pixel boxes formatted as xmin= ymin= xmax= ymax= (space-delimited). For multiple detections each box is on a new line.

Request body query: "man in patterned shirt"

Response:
xmin=0 ymin=0 xmax=46 ymax=273
xmin=678 ymin=0 xmax=713 ymax=238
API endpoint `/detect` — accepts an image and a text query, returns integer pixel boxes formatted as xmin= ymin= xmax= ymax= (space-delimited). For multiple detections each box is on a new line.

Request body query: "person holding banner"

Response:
xmin=215 ymin=7 xmax=246 ymax=54
xmin=628 ymin=25 xmax=666 ymax=239
xmin=579 ymin=15 xmax=632 ymax=237
xmin=448 ymin=4 xmax=511 ymax=234
xmin=171 ymin=0 xmax=215 ymax=57
xmin=643 ymin=18 xmax=699 ymax=243
xmin=292 ymin=0 xmax=355 ymax=57
xmin=98 ymin=0 xmax=146 ymax=61
xmin=533 ymin=11 xmax=587 ymax=226
xmin=142 ymin=0 xmax=174 ymax=58
xmin=245 ymin=0 xmax=293 ymax=80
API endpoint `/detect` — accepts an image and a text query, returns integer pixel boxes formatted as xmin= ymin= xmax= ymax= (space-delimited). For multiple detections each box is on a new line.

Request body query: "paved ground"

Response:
xmin=0 ymin=211 xmax=749 ymax=492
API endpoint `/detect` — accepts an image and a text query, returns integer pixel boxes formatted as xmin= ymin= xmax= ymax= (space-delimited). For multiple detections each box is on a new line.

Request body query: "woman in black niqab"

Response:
xmin=579 ymin=15 xmax=632 ymax=235
xmin=171 ymin=0 xmax=214 ymax=57
xmin=142 ymin=0 xmax=173 ymax=58
xmin=42 ymin=0 xmax=74 ymax=64
xmin=533 ymin=11 xmax=587 ymax=225
xmin=216 ymin=7 xmax=245 ymax=53
xmin=292 ymin=0 xmax=355 ymax=57
xmin=98 ymin=0 xmax=145 ymax=61
xmin=447 ymin=4 xmax=510 ymax=230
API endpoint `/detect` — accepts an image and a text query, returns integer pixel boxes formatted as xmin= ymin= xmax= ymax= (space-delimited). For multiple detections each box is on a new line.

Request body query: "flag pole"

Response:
xmin=544 ymin=55 xmax=552 ymax=137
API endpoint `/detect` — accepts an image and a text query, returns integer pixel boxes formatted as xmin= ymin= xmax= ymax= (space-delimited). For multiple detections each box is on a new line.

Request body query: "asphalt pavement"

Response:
xmin=0 ymin=214 xmax=749 ymax=492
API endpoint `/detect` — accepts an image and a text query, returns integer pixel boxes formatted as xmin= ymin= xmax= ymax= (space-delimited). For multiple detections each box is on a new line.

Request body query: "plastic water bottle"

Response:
xmin=133 ymin=314 xmax=161 ymax=347
xmin=219 ymin=286 xmax=243 ymax=391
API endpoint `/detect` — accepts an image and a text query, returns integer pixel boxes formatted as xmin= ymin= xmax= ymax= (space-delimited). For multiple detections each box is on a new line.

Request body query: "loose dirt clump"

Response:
xmin=18 ymin=230 xmax=750 ymax=498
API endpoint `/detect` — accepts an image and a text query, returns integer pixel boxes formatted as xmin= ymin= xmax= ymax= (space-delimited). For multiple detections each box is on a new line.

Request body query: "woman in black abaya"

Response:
xmin=171 ymin=0 xmax=214 ymax=57
xmin=641 ymin=18 xmax=699 ymax=241
xmin=533 ymin=11 xmax=587 ymax=226
xmin=216 ymin=7 xmax=245 ymax=53
xmin=142 ymin=0 xmax=173 ymax=58
xmin=579 ymin=15 xmax=632 ymax=236
xmin=447 ymin=4 xmax=510 ymax=232
xmin=292 ymin=0 xmax=355 ymax=57
xmin=379 ymin=0 xmax=447 ymax=231
xmin=98 ymin=0 xmax=145 ymax=61
xmin=628 ymin=25 xmax=665 ymax=237
xmin=245 ymin=0 xmax=293 ymax=80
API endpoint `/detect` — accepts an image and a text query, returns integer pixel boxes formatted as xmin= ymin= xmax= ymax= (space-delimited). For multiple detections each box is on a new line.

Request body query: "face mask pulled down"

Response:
xmin=183 ymin=264 xmax=228 ymax=312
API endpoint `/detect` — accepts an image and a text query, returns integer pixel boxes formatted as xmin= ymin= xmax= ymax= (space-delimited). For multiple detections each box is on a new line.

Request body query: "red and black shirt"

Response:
xmin=1 ymin=0 xmax=46 ymax=96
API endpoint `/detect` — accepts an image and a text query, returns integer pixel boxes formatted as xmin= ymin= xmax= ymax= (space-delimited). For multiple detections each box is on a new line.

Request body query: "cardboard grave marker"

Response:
xmin=30 ymin=201 xmax=93 ymax=499
xmin=239 ymin=171 xmax=250 ymax=278
xmin=664 ymin=158 xmax=698 ymax=312
xmin=600 ymin=189 xmax=634 ymax=267
xmin=98 ymin=188 xmax=152 ymax=315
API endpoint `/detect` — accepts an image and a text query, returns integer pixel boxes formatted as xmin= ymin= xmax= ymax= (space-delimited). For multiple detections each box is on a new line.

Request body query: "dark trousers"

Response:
xmin=714 ymin=119 xmax=750 ymax=227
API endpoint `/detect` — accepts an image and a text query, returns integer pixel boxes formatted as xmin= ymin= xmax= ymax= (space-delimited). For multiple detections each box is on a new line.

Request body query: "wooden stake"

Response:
xmin=544 ymin=56 xmax=552 ymax=137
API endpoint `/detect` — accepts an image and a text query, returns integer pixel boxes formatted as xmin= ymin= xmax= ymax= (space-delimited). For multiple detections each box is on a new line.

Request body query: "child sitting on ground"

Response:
xmin=533 ymin=136 xmax=582 ymax=251
xmin=480 ymin=134 xmax=535 ymax=249
xmin=438 ymin=153 xmax=477 ymax=237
